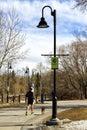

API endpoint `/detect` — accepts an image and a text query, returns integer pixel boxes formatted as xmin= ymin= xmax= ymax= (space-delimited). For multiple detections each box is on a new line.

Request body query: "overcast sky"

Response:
xmin=0 ymin=0 xmax=87 ymax=74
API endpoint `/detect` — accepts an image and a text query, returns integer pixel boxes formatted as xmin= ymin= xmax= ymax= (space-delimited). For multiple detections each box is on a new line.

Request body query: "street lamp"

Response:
xmin=25 ymin=67 xmax=29 ymax=87
xmin=7 ymin=62 xmax=12 ymax=103
xmin=37 ymin=5 xmax=59 ymax=125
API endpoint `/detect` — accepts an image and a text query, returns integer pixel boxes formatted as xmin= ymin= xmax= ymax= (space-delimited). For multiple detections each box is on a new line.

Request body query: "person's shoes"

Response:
xmin=31 ymin=111 xmax=34 ymax=114
xmin=25 ymin=111 xmax=28 ymax=116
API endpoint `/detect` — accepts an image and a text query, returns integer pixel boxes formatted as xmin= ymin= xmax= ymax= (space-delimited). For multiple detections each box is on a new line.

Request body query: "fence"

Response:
xmin=0 ymin=94 xmax=26 ymax=104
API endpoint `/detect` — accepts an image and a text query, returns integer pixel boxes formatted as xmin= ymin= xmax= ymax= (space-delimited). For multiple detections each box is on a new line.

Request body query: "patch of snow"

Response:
xmin=61 ymin=120 xmax=87 ymax=130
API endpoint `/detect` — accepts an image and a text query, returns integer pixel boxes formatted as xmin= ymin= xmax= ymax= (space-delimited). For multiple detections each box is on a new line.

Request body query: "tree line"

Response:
xmin=0 ymin=39 xmax=87 ymax=101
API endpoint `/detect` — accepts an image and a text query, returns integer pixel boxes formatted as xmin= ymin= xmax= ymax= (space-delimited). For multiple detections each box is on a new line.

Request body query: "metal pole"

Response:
xmin=27 ymin=68 xmax=29 ymax=86
xmin=7 ymin=63 xmax=9 ymax=103
xmin=25 ymin=67 xmax=29 ymax=87
xmin=52 ymin=9 xmax=57 ymax=119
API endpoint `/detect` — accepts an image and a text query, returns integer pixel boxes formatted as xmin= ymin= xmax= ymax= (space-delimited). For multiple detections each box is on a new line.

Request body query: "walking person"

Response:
xmin=25 ymin=87 xmax=35 ymax=115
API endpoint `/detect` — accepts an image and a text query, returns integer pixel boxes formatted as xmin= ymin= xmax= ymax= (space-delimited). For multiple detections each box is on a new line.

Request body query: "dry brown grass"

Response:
xmin=0 ymin=103 xmax=26 ymax=108
xmin=58 ymin=107 xmax=87 ymax=121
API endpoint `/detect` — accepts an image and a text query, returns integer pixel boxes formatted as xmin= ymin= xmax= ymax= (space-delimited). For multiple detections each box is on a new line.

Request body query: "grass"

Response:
xmin=0 ymin=103 xmax=26 ymax=109
xmin=43 ymin=107 xmax=87 ymax=122
xmin=58 ymin=107 xmax=87 ymax=121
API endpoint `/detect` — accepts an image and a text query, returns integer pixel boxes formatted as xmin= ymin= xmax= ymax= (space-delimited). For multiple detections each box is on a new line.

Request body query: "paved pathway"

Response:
xmin=0 ymin=102 xmax=53 ymax=130
xmin=0 ymin=100 xmax=87 ymax=130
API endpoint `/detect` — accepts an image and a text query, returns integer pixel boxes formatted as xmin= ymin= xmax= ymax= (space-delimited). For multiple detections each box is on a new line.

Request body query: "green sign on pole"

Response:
xmin=51 ymin=57 xmax=58 ymax=69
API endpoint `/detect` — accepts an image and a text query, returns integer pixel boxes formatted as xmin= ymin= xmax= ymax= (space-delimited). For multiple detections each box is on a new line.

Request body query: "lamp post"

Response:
xmin=7 ymin=62 xmax=12 ymax=103
xmin=37 ymin=5 xmax=59 ymax=125
xmin=25 ymin=67 xmax=29 ymax=87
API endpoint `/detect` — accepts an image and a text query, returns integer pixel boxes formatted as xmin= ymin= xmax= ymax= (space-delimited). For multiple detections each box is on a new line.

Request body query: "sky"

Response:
xmin=0 ymin=0 xmax=87 ymax=74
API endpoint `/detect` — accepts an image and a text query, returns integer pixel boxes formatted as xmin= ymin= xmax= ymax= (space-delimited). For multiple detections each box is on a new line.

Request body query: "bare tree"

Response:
xmin=59 ymin=41 xmax=87 ymax=99
xmin=0 ymin=9 xmax=27 ymax=69
xmin=74 ymin=0 xmax=87 ymax=11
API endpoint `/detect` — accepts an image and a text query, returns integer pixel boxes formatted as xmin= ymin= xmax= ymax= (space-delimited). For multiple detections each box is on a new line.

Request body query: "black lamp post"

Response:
xmin=37 ymin=5 xmax=59 ymax=125
xmin=7 ymin=62 xmax=12 ymax=103
xmin=25 ymin=67 xmax=29 ymax=87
